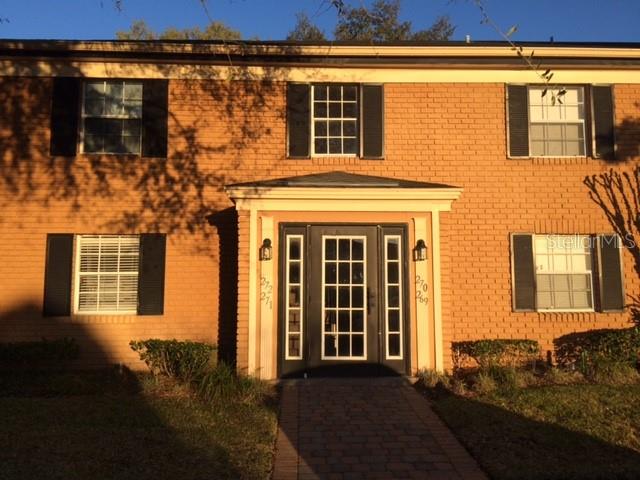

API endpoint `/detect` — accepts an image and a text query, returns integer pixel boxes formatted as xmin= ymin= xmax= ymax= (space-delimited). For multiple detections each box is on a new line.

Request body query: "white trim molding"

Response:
xmin=247 ymin=208 xmax=258 ymax=375
xmin=431 ymin=213 xmax=445 ymax=372
xmin=412 ymin=217 xmax=431 ymax=372
xmin=226 ymin=186 xmax=462 ymax=212
xmin=259 ymin=216 xmax=275 ymax=379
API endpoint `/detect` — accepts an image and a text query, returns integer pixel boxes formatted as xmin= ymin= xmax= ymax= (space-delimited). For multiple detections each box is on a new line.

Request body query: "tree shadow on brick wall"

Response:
xmin=584 ymin=164 xmax=640 ymax=326
xmin=0 ymin=43 xmax=310 ymax=241
xmin=0 ymin=43 xmax=317 ymax=367
xmin=0 ymin=301 xmax=244 ymax=480
xmin=584 ymin=107 xmax=640 ymax=325
xmin=612 ymin=109 xmax=640 ymax=163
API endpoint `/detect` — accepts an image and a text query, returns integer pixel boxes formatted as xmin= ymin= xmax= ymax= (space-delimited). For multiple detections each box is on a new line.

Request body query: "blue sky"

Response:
xmin=0 ymin=0 xmax=638 ymax=42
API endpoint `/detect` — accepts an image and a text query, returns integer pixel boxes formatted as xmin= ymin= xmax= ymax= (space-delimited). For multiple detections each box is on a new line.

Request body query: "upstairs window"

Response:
xmin=528 ymin=86 xmax=585 ymax=157
xmin=507 ymin=84 xmax=614 ymax=159
xmin=312 ymin=84 xmax=359 ymax=156
xmin=81 ymin=81 xmax=143 ymax=155
xmin=287 ymin=83 xmax=384 ymax=159
xmin=50 ymin=77 xmax=168 ymax=158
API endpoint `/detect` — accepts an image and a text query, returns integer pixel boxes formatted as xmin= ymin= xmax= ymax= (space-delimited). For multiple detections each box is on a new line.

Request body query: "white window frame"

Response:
xmin=533 ymin=234 xmax=595 ymax=313
xmin=79 ymin=80 xmax=143 ymax=155
xmin=384 ymin=235 xmax=403 ymax=360
xmin=320 ymin=235 xmax=367 ymax=361
xmin=311 ymin=84 xmax=359 ymax=157
xmin=285 ymin=235 xmax=304 ymax=360
xmin=527 ymin=85 xmax=587 ymax=158
xmin=73 ymin=234 xmax=140 ymax=315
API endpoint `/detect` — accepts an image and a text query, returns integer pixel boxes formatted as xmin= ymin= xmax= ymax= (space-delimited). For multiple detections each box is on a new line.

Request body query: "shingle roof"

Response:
xmin=227 ymin=171 xmax=457 ymax=189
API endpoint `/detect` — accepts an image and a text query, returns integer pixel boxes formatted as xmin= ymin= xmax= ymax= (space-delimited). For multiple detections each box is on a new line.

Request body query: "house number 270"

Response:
xmin=415 ymin=275 xmax=429 ymax=305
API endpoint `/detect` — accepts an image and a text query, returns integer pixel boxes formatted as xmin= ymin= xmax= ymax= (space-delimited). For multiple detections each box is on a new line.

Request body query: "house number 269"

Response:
xmin=415 ymin=275 xmax=429 ymax=305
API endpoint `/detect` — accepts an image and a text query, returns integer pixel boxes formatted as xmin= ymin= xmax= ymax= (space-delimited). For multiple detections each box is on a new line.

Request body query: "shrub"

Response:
xmin=130 ymin=339 xmax=216 ymax=383
xmin=417 ymin=368 xmax=450 ymax=388
xmin=449 ymin=377 xmax=468 ymax=396
xmin=472 ymin=365 xmax=538 ymax=394
xmin=198 ymin=363 xmax=270 ymax=405
xmin=0 ymin=338 xmax=79 ymax=370
xmin=453 ymin=339 xmax=541 ymax=370
xmin=554 ymin=328 xmax=640 ymax=379
xmin=589 ymin=362 xmax=640 ymax=385
xmin=472 ymin=371 xmax=498 ymax=395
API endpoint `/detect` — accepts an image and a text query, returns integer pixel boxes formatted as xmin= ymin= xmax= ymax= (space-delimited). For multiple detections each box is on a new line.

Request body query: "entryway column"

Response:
xmin=259 ymin=216 xmax=275 ymax=379
xmin=413 ymin=217 xmax=431 ymax=371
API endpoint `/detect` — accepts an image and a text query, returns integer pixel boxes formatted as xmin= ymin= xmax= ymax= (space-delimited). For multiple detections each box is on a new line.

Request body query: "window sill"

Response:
xmin=74 ymin=310 xmax=138 ymax=316
xmin=302 ymin=155 xmax=385 ymax=163
xmin=509 ymin=156 xmax=598 ymax=167
xmin=537 ymin=309 xmax=595 ymax=313
xmin=78 ymin=152 xmax=142 ymax=157
xmin=62 ymin=314 xmax=141 ymax=325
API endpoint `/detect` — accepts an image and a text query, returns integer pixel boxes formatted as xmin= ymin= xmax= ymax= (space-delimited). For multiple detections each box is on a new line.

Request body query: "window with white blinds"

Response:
xmin=75 ymin=235 xmax=140 ymax=313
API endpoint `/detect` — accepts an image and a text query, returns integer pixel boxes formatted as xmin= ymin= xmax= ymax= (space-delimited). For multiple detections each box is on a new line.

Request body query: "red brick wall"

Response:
xmin=0 ymin=77 xmax=638 ymax=371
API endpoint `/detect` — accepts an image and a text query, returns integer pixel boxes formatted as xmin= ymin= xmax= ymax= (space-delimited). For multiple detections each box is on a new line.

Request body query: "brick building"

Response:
xmin=0 ymin=40 xmax=638 ymax=378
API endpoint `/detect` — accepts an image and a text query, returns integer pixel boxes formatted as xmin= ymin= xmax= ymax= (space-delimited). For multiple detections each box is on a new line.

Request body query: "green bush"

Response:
xmin=417 ymin=368 xmax=451 ymax=388
xmin=472 ymin=371 xmax=498 ymax=394
xmin=471 ymin=366 xmax=538 ymax=394
xmin=0 ymin=338 xmax=79 ymax=370
xmin=198 ymin=363 xmax=269 ymax=404
xmin=130 ymin=339 xmax=216 ymax=383
xmin=554 ymin=328 xmax=640 ymax=379
xmin=589 ymin=362 xmax=640 ymax=385
xmin=449 ymin=376 xmax=467 ymax=396
xmin=453 ymin=339 xmax=541 ymax=370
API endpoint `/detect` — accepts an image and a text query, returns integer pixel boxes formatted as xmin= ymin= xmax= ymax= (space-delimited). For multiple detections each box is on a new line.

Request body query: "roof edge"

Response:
xmin=0 ymin=39 xmax=638 ymax=61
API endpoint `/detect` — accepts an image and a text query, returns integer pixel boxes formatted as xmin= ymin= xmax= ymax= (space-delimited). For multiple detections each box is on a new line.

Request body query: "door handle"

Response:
xmin=367 ymin=287 xmax=376 ymax=310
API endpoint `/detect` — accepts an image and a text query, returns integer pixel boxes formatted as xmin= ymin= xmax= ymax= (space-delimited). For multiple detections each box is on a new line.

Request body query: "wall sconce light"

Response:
xmin=413 ymin=239 xmax=427 ymax=262
xmin=259 ymin=238 xmax=273 ymax=261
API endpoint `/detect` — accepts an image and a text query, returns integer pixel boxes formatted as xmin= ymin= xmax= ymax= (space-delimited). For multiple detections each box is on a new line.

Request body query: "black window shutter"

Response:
xmin=287 ymin=83 xmax=310 ymax=158
xmin=507 ymin=85 xmax=529 ymax=157
xmin=50 ymin=77 xmax=80 ymax=157
xmin=142 ymin=79 xmax=169 ymax=158
xmin=43 ymin=234 xmax=74 ymax=316
xmin=592 ymin=85 xmax=615 ymax=160
xmin=597 ymin=234 xmax=624 ymax=311
xmin=512 ymin=234 xmax=536 ymax=311
xmin=361 ymin=84 xmax=384 ymax=158
xmin=137 ymin=233 xmax=166 ymax=315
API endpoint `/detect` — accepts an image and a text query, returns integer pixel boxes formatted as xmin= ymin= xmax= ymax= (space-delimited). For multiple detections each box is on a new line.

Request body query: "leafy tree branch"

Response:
xmin=468 ymin=0 xmax=565 ymax=103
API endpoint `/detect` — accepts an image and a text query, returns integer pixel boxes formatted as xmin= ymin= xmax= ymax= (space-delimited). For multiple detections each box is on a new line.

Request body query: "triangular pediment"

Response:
xmin=226 ymin=171 xmax=457 ymax=189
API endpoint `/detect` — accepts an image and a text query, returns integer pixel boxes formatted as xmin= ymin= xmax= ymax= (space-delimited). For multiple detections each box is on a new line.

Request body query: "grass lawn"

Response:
xmin=425 ymin=383 xmax=640 ymax=480
xmin=0 ymin=369 xmax=277 ymax=480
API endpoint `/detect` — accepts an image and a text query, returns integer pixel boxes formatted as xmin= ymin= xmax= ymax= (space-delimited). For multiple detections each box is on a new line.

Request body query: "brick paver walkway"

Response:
xmin=272 ymin=378 xmax=487 ymax=480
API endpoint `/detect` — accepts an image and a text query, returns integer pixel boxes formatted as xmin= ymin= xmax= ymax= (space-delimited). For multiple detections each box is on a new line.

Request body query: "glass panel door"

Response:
xmin=279 ymin=224 xmax=408 ymax=377
xmin=321 ymin=236 xmax=367 ymax=360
